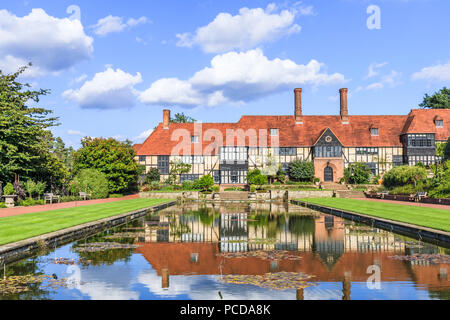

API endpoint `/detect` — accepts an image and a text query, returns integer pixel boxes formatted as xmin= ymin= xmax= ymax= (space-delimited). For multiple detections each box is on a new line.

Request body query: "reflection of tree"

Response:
xmin=0 ymin=257 xmax=50 ymax=300
xmin=188 ymin=207 xmax=220 ymax=226
xmin=288 ymin=216 xmax=316 ymax=236
xmin=428 ymin=290 xmax=450 ymax=300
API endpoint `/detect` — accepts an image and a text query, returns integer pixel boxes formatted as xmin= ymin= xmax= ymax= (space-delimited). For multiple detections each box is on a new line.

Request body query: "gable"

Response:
xmin=314 ymin=128 xmax=343 ymax=147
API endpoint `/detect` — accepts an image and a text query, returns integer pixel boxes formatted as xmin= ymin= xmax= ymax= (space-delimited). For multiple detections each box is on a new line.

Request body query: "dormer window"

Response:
xmin=270 ymin=129 xmax=279 ymax=136
xmin=191 ymin=136 xmax=199 ymax=143
xmin=436 ymin=120 xmax=444 ymax=128
xmin=370 ymin=128 xmax=379 ymax=136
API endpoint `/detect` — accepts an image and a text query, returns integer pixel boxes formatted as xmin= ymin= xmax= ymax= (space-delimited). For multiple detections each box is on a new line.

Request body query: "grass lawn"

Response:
xmin=0 ymin=198 xmax=171 ymax=246
xmin=299 ymin=198 xmax=450 ymax=232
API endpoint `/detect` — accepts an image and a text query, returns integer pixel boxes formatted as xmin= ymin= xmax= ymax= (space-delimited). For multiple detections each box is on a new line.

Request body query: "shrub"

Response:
xmin=247 ymin=169 xmax=268 ymax=186
xmin=0 ymin=202 xmax=7 ymax=208
xmin=13 ymin=182 xmax=26 ymax=199
xmin=17 ymin=199 xmax=44 ymax=207
xmin=197 ymin=175 xmax=215 ymax=192
xmin=24 ymin=180 xmax=37 ymax=199
xmin=145 ymin=168 xmax=161 ymax=184
xmin=390 ymin=185 xmax=422 ymax=195
xmin=70 ymin=169 xmax=109 ymax=199
xmin=60 ymin=196 xmax=82 ymax=203
xmin=344 ymin=163 xmax=372 ymax=184
xmin=212 ymin=185 xmax=220 ymax=192
xmin=444 ymin=137 xmax=450 ymax=161
xmin=383 ymin=165 xmax=427 ymax=189
xmin=250 ymin=185 xmax=257 ymax=193
xmin=3 ymin=183 xmax=15 ymax=196
xmin=149 ymin=181 xmax=162 ymax=191
xmin=109 ymin=194 xmax=124 ymax=198
xmin=289 ymin=161 xmax=315 ymax=182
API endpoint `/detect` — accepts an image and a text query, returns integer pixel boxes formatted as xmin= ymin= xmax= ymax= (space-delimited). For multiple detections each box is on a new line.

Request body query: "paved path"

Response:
xmin=355 ymin=198 xmax=450 ymax=210
xmin=0 ymin=194 xmax=139 ymax=218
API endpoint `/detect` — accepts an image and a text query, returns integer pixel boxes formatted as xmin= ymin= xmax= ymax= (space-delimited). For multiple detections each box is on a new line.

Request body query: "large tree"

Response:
xmin=73 ymin=137 xmax=140 ymax=193
xmin=0 ymin=65 xmax=66 ymax=188
xmin=419 ymin=87 xmax=450 ymax=109
xmin=171 ymin=112 xmax=196 ymax=123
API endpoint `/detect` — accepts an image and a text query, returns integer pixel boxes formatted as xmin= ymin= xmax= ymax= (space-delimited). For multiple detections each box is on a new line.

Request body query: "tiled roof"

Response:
xmin=136 ymin=109 xmax=450 ymax=156
xmin=401 ymin=109 xmax=450 ymax=140
xmin=132 ymin=143 xmax=143 ymax=153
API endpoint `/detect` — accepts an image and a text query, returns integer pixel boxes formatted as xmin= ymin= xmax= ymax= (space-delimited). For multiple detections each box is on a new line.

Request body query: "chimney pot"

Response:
xmin=340 ymin=88 xmax=349 ymax=124
xmin=163 ymin=109 xmax=170 ymax=129
xmin=294 ymin=88 xmax=303 ymax=124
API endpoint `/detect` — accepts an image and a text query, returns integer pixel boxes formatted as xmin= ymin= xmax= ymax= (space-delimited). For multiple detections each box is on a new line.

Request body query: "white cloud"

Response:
xmin=0 ymin=8 xmax=93 ymax=77
xmin=92 ymin=15 xmax=149 ymax=36
xmin=176 ymin=4 xmax=302 ymax=53
xmin=366 ymin=70 xmax=402 ymax=90
xmin=366 ymin=62 xmax=388 ymax=78
xmin=67 ymin=129 xmax=85 ymax=136
xmin=63 ymin=67 xmax=143 ymax=109
xmin=412 ymin=62 xmax=450 ymax=82
xmin=140 ymin=49 xmax=345 ymax=108
xmin=134 ymin=128 xmax=154 ymax=142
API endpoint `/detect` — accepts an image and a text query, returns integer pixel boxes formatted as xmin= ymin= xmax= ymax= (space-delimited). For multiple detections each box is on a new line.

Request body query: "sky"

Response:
xmin=0 ymin=0 xmax=449 ymax=148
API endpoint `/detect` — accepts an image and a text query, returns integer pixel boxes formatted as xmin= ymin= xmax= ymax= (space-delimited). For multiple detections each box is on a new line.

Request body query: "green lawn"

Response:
xmin=298 ymin=198 xmax=450 ymax=232
xmin=0 ymin=198 xmax=171 ymax=246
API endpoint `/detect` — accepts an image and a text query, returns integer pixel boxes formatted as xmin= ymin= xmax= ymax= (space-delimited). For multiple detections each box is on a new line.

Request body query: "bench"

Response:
xmin=79 ymin=192 xmax=91 ymax=201
xmin=415 ymin=192 xmax=428 ymax=202
xmin=380 ymin=191 xmax=389 ymax=199
xmin=44 ymin=193 xmax=60 ymax=204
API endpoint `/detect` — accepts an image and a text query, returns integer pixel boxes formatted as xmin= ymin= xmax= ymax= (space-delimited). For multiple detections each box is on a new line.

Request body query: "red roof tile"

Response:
xmin=136 ymin=110 xmax=450 ymax=156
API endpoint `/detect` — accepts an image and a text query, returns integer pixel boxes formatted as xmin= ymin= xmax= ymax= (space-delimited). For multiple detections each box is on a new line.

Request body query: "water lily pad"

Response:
xmin=217 ymin=250 xmax=302 ymax=261
xmin=219 ymin=272 xmax=316 ymax=290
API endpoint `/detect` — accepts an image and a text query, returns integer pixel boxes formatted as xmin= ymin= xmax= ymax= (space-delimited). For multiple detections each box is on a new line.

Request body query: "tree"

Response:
xmin=289 ymin=160 xmax=315 ymax=182
xmin=196 ymin=175 xmax=214 ymax=192
xmin=171 ymin=113 xmax=196 ymax=123
xmin=167 ymin=161 xmax=192 ymax=185
xmin=0 ymin=64 xmax=60 ymax=184
xmin=52 ymin=137 xmax=75 ymax=172
xmin=383 ymin=165 xmax=427 ymax=189
xmin=24 ymin=180 xmax=36 ymax=199
xmin=145 ymin=168 xmax=161 ymax=184
xmin=419 ymin=87 xmax=450 ymax=109
xmin=70 ymin=169 xmax=109 ymax=199
xmin=73 ymin=137 xmax=140 ymax=194
xmin=344 ymin=163 xmax=372 ymax=184
xmin=444 ymin=137 xmax=450 ymax=161
xmin=247 ymin=169 xmax=268 ymax=187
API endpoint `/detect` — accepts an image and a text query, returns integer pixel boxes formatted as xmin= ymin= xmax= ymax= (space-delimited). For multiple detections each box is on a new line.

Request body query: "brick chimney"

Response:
xmin=294 ymin=88 xmax=303 ymax=124
xmin=163 ymin=109 xmax=170 ymax=129
xmin=340 ymin=88 xmax=349 ymax=124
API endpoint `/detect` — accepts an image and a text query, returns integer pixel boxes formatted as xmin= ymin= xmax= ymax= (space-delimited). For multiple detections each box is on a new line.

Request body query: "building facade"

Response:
xmin=134 ymin=88 xmax=449 ymax=184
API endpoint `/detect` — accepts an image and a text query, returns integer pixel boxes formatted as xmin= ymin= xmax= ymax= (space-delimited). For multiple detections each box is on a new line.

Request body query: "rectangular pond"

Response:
xmin=0 ymin=202 xmax=449 ymax=300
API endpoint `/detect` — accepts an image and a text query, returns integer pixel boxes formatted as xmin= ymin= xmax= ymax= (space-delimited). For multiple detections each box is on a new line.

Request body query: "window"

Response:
xmin=281 ymin=163 xmax=290 ymax=174
xmin=436 ymin=120 xmax=444 ymax=128
xmin=356 ymin=147 xmax=378 ymax=155
xmin=139 ymin=156 xmax=146 ymax=162
xmin=191 ymin=136 xmax=199 ymax=143
xmin=276 ymin=148 xmax=297 ymax=156
xmin=270 ymin=129 xmax=279 ymax=136
xmin=315 ymin=146 xmax=342 ymax=158
xmin=366 ymin=163 xmax=378 ymax=175
xmin=181 ymin=156 xmax=204 ymax=164
xmin=392 ymin=155 xmax=404 ymax=167
xmin=220 ymin=147 xmax=247 ymax=162
xmin=371 ymin=128 xmax=379 ymax=136
xmin=407 ymin=134 xmax=434 ymax=147
xmin=180 ymin=174 xmax=200 ymax=183
xmin=157 ymin=156 xmax=170 ymax=175
xmin=213 ymin=170 xmax=221 ymax=184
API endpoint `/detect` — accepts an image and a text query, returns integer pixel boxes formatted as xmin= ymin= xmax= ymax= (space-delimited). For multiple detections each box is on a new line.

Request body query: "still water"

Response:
xmin=0 ymin=202 xmax=449 ymax=300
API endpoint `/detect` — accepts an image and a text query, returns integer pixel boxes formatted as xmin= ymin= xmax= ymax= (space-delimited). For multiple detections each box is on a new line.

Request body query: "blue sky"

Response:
xmin=1 ymin=0 xmax=449 ymax=148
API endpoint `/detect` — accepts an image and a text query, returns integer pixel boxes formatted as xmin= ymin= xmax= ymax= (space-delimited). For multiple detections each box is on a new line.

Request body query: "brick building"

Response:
xmin=134 ymin=88 xmax=449 ymax=184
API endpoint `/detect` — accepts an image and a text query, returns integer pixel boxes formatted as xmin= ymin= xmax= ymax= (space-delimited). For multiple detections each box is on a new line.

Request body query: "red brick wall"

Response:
xmin=314 ymin=158 xmax=344 ymax=182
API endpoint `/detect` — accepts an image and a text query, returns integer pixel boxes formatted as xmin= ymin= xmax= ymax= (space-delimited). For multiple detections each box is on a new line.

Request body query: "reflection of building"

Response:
xmin=135 ymin=203 xmax=449 ymax=297
xmin=134 ymin=89 xmax=449 ymax=184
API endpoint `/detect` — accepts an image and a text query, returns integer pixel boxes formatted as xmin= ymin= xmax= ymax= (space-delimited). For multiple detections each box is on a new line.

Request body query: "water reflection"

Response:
xmin=1 ymin=202 xmax=449 ymax=300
